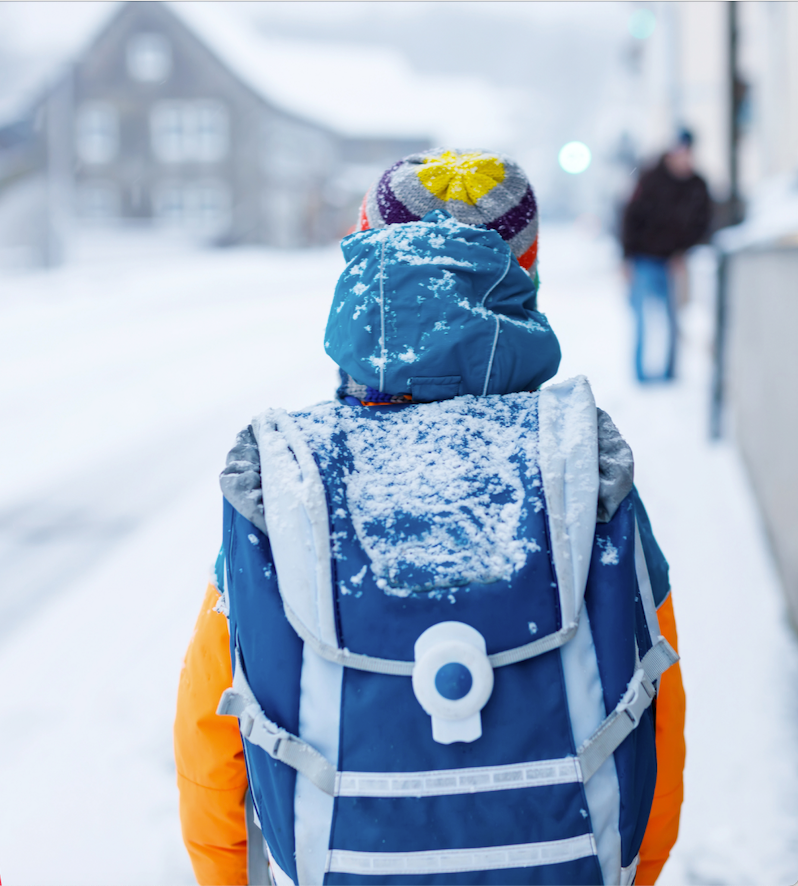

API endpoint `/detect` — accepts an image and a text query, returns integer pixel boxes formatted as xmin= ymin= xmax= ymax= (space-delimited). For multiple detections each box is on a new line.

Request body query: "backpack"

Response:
xmin=217 ymin=376 xmax=678 ymax=886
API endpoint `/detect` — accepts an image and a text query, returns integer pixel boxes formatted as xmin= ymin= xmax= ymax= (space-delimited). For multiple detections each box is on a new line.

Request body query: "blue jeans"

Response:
xmin=629 ymin=256 xmax=677 ymax=381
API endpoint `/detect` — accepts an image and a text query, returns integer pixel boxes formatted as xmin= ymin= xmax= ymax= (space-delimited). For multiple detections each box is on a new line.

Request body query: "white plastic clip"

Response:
xmin=412 ymin=622 xmax=494 ymax=744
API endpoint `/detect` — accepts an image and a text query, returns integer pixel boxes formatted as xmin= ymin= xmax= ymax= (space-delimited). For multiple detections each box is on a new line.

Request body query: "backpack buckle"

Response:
xmin=618 ymin=669 xmax=656 ymax=728
xmin=412 ymin=622 xmax=494 ymax=745
xmin=239 ymin=703 xmax=285 ymax=756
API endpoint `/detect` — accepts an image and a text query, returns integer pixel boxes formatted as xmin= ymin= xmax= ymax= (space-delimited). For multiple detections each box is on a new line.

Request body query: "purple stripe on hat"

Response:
xmin=485 ymin=185 xmax=538 ymax=244
xmin=375 ymin=164 xmax=423 ymax=226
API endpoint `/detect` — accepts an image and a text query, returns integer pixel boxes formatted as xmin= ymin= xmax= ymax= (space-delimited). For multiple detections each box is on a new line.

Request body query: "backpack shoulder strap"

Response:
xmin=538 ymin=375 xmax=600 ymax=626
xmin=251 ymin=408 xmax=338 ymax=651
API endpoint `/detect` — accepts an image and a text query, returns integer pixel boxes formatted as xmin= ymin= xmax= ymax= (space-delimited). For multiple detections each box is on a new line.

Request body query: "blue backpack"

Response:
xmin=217 ymin=376 xmax=678 ymax=886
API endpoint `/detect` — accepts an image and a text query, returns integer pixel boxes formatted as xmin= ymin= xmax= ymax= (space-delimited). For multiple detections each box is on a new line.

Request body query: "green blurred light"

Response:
xmin=558 ymin=142 xmax=592 ymax=175
xmin=629 ymin=8 xmax=656 ymax=40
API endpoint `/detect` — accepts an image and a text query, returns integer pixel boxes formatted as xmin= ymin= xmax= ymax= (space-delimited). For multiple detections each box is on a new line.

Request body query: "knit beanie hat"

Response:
xmin=356 ymin=148 xmax=539 ymax=281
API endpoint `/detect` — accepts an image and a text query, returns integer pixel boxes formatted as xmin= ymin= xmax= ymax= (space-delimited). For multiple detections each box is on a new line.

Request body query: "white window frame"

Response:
xmin=150 ymin=101 xmax=229 ymax=164
xmin=76 ymin=102 xmax=119 ymax=165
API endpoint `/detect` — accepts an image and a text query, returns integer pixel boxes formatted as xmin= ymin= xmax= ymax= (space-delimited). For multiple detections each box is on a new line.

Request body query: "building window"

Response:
xmin=76 ymin=103 xmax=119 ymax=164
xmin=150 ymin=101 xmax=229 ymax=164
xmin=127 ymin=33 xmax=172 ymax=82
xmin=77 ymin=181 xmax=120 ymax=218
xmin=152 ymin=180 xmax=231 ymax=235
xmin=195 ymin=103 xmax=229 ymax=163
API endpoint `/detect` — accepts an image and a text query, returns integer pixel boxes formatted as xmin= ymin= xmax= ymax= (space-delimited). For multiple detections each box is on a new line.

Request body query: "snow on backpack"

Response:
xmin=217 ymin=376 xmax=678 ymax=886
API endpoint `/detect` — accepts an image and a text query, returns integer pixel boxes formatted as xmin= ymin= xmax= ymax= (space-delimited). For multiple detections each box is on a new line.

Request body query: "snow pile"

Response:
xmin=296 ymin=395 xmax=543 ymax=593
xmin=716 ymin=171 xmax=798 ymax=252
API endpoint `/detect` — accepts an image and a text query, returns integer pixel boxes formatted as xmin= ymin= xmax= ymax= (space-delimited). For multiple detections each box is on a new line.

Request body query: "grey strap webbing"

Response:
xmin=217 ymin=652 xmax=338 ymax=797
xmin=218 ymin=687 xmax=337 ymax=796
xmin=283 ymin=599 xmax=579 ymax=676
xmin=219 ymin=636 xmax=678 ymax=797
xmin=577 ymin=637 xmax=679 ymax=782
xmin=245 ymin=792 xmax=273 ymax=885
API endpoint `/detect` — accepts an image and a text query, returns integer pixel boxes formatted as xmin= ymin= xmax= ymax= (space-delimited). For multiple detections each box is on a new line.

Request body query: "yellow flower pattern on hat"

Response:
xmin=417 ymin=151 xmax=505 ymax=205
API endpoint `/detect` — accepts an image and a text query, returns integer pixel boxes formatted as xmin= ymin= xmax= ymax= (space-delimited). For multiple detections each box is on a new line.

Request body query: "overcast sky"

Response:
xmin=0 ymin=2 xmax=626 ymax=54
xmin=0 ymin=1 xmax=642 ymax=218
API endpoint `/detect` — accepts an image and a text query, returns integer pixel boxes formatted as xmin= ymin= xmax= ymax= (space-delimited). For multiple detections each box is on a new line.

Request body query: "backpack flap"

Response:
xmin=253 ymin=381 xmax=602 ymax=673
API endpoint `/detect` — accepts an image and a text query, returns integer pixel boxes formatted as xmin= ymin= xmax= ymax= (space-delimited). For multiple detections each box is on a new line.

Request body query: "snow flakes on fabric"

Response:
xmin=294 ymin=393 xmax=543 ymax=594
xmin=326 ymin=210 xmax=561 ymax=398
xmin=596 ymin=535 xmax=619 ymax=566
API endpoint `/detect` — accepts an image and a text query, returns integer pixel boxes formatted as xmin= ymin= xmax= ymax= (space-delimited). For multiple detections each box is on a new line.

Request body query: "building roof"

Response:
xmin=169 ymin=3 xmax=514 ymax=145
xmin=0 ymin=2 xmax=116 ymax=124
xmin=0 ymin=1 xmax=514 ymax=147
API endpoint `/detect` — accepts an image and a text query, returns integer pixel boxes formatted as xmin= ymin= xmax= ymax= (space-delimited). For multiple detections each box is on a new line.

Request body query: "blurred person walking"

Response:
xmin=621 ymin=130 xmax=711 ymax=382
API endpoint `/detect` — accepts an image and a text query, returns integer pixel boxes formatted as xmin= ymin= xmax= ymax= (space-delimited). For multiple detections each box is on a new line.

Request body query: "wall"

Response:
xmin=727 ymin=242 xmax=798 ymax=623
xmin=717 ymin=4 xmax=798 ymax=622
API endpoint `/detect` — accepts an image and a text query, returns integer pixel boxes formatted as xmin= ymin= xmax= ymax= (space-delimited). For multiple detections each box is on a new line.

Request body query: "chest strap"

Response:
xmin=217 ymin=648 xmax=337 ymax=796
xmin=577 ymin=636 xmax=679 ymax=781
xmin=218 ymin=637 xmax=678 ymax=797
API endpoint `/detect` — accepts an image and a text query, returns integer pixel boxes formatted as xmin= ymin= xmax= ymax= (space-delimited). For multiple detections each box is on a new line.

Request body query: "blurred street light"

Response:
xmin=558 ymin=141 xmax=591 ymax=175
xmin=628 ymin=8 xmax=656 ymax=40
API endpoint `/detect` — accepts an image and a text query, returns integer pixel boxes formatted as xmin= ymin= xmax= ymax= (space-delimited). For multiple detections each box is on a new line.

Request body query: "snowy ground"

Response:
xmin=1 ymin=224 xmax=797 ymax=885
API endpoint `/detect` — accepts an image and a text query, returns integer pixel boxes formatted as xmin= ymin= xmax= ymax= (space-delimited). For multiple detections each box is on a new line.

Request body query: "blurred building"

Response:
xmin=0 ymin=1 xmax=429 ymax=263
xmin=629 ymin=2 xmax=798 ymax=623
xmin=626 ymin=3 xmax=798 ymax=205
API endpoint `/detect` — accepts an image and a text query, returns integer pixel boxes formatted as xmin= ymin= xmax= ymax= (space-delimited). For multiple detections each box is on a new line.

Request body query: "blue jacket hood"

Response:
xmin=325 ymin=210 xmax=561 ymax=401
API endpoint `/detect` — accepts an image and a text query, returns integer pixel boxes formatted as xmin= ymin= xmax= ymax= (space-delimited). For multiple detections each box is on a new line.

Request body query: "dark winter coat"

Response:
xmin=622 ymin=157 xmax=711 ymax=259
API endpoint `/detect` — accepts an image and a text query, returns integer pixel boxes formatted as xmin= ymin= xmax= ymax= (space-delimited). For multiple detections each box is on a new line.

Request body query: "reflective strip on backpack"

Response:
xmin=222 ymin=662 xmax=583 ymax=801
xmin=326 ymin=833 xmax=598 ymax=876
xmin=335 ymin=756 xmax=582 ymax=798
xmin=221 ymin=636 xmax=678 ymax=801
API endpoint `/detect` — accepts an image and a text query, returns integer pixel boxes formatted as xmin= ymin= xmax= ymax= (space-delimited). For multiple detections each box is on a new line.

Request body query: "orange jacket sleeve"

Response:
xmin=636 ymin=593 xmax=686 ymax=884
xmin=174 ymin=582 xmax=249 ymax=885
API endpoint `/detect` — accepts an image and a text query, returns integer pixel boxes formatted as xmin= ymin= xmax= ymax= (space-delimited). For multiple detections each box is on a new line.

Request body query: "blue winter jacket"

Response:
xmin=325 ymin=210 xmax=562 ymax=401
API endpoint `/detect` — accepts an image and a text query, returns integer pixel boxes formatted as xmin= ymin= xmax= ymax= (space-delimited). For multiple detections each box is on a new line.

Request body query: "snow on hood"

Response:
xmin=325 ymin=210 xmax=561 ymax=400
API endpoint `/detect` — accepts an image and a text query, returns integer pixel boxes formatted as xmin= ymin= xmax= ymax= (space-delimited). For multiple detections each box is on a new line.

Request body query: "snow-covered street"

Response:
xmin=1 ymin=225 xmax=797 ymax=885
